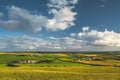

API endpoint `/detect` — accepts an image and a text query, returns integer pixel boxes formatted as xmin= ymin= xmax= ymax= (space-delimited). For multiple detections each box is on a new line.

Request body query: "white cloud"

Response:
xmin=47 ymin=0 xmax=78 ymax=9
xmin=46 ymin=0 xmax=78 ymax=31
xmin=46 ymin=7 xmax=77 ymax=31
xmin=0 ymin=36 xmax=81 ymax=51
xmin=70 ymin=33 xmax=76 ymax=37
xmin=0 ymin=36 xmax=56 ymax=51
xmin=49 ymin=36 xmax=82 ymax=50
xmin=0 ymin=0 xmax=78 ymax=33
xmin=1 ymin=26 xmax=120 ymax=51
xmin=82 ymin=26 xmax=90 ymax=32
xmin=0 ymin=6 xmax=47 ymax=33
xmin=77 ymin=27 xmax=120 ymax=47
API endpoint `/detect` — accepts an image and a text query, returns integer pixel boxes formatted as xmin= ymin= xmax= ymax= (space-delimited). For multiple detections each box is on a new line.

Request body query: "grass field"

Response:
xmin=0 ymin=66 xmax=120 ymax=80
xmin=0 ymin=52 xmax=120 ymax=80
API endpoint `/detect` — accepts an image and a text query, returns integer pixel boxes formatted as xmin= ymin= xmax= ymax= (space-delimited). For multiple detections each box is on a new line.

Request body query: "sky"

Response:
xmin=0 ymin=0 xmax=120 ymax=51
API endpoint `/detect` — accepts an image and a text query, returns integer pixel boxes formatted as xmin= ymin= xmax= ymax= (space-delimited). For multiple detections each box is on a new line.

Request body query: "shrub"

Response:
xmin=7 ymin=63 xmax=20 ymax=67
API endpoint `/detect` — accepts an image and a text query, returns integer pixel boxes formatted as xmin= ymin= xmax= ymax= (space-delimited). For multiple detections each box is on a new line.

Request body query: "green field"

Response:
xmin=0 ymin=52 xmax=120 ymax=80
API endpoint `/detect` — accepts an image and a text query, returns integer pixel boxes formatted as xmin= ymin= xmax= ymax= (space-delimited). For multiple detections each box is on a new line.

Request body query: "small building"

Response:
xmin=19 ymin=60 xmax=37 ymax=64
xmin=86 ymin=57 xmax=92 ymax=61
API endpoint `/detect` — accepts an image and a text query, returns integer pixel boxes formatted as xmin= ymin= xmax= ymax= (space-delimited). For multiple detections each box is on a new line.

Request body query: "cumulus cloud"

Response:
xmin=0 ymin=6 xmax=47 ymax=33
xmin=0 ymin=0 xmax=78 ymax=33
xmin=77 ymin=27 xmax=120 ymax=47
xmin=46 ymin=0 xmax=77 ymax=31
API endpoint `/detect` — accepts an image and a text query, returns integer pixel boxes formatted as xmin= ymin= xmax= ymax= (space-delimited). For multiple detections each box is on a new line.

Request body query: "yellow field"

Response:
xmin=78 ymin=60 xmax=120 ymax=66
xmin=77 ymin=54 xmax=98 ymax=57
xmin=48 ymin=53 xmax=69 ymax=57
xmin=0 ymin=66 xmax=120 ymax=80
xmin=0 ymin=52 xmax=7 ymax=54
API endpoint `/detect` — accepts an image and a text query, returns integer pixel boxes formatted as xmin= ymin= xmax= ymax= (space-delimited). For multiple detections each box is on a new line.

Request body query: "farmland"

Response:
xmin=0 ymin=52 xmax=120 ymax=80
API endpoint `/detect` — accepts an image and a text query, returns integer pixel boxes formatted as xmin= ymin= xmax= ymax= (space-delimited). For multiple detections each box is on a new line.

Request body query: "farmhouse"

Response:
xmin=21 ymin=60 xmax=37 ymax=64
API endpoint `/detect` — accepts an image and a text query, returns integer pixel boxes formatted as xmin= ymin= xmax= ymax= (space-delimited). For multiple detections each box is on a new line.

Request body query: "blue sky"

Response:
xmin=0 ymin=0 xmax=120 ymax=51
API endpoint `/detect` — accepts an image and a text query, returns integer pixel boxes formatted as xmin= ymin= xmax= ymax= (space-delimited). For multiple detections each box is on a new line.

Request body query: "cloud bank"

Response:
xmin=0 ymin=0 xmax=78 ymax=33
xmin=0 ymin=27 xmax=120 ymax=51
xmin=0 ymin=36 xmax=81 ymax=51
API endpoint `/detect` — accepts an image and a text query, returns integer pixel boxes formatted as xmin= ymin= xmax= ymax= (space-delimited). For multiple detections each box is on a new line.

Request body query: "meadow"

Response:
xmin=0 ymin=52 xmax=120 ymax=80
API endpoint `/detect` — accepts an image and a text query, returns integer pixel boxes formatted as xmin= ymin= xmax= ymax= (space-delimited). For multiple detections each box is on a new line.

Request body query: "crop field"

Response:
xmin=0 ymin=66 xmax=120 ymax=80
xmin=0 ymin=52 xmax=120 ymax=80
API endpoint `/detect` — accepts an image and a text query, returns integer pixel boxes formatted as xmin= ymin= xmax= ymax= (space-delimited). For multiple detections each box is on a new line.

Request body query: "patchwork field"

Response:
xmin=0 ymin=52 xmax=120 ymax=80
